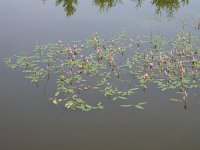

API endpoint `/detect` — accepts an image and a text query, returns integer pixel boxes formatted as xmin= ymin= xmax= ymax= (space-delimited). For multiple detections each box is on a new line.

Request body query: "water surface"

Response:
xmin=1 ymin=0 xmax=200 ymax=149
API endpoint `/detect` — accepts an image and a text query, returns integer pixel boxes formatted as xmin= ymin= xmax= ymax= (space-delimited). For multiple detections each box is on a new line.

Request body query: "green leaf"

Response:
xmin=135 ymin=102 xmax=148 ymax=109
xmin=55 ymin=91 xmax=60 ymax=97
xmin=113 ymin=97 xmax=118 ymax=101
xmin=97 ymin=102 xmax=104 ymax=109
xmin=118 ymin=96 xmax=127 ymax=100
xmin=135 ymin=105 xmax=144 ymax=109
xmin=65 ymin=101 xmax=74 ymax=109
xmin=136 ymin=102 xmax=148 ymax=105
xmin=120 ymin=104 xmax=133 ymax=108
xmin=52 ymin=99 xmax=58 ymax=105
xmin=170 ymin=98 xmax=182 ymax=102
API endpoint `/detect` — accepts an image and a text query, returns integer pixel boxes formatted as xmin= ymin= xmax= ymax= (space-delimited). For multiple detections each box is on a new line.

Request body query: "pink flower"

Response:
xmin=73 ymin=45 xmax=77 ymax=49
xmin=184 ymin=91 xmax=188 ymax=98
xmin=143 ymin=73 xmax=149 ymax=80
xmin=85 ymin=57 xmax=89 ymax=63
xmin=149 ymin=63 xmax=154 ymax=69
xmin=164 ymin=70 xmax=170 ymax=78
xmin=112 ymin=40 xmax=115 ymax=45
xmin=137 ymin=35 xmax=140 ymax=40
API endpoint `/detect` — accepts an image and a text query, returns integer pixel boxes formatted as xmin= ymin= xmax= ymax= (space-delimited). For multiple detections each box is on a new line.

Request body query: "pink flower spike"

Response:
xmin=149 ymin=63 xmax=153 ymax=69
xmin=143 ymin=73 xmax=148 ymax=79
xmin=137 ymin=35 xmax=140 ymax=40
xmin=58 ymin=99 xmax=63 ymax=102
xmin=184 ymin=91 xmax=188 ymax=98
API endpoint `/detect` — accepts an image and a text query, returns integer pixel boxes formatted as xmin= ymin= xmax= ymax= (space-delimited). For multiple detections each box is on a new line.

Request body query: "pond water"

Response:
xmin=1 ymin=0 xmax=200 ymax=150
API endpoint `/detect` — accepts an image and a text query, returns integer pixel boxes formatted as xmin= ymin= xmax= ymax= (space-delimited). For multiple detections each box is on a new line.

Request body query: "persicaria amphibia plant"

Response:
xmin=5 ymin=30 xmax=200 ymax=111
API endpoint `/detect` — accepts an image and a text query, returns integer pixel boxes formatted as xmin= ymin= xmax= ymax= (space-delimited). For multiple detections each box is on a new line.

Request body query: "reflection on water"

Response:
xmin=150 ymin=0 xmax=189 ymax=17
xmin=92 ymin=0 xmax=123 ymax=11
xmin=56 ymin=0 xmax=79 ymax=16
xmin=42 ymin=0 xmax=189 ymax=17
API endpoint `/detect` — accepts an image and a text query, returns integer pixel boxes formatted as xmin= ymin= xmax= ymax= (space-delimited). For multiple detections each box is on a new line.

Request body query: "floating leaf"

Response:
xmin=52 ymin=99 xmax=58 ymax=105
xmin=135 ymin=105 xmax=144 ymax=109
xmin=118 ymin=96 xmax=127 ymax=100
xmin=120 ymin=104 xmax=133 ymax=108
xmin=65 ymin=101 xmax=74 ymax=109
xmin=55 ymin=91 xmax=60 ymax=97
xmin=170 ymin=98 xmax=182 ymax=102
xmin=135 ymin=102 xmax=148 ymax=110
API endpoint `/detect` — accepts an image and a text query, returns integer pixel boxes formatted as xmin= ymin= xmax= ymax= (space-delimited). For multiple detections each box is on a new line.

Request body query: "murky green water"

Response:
xmin=1 ymin=0 xmax=200 ymax=149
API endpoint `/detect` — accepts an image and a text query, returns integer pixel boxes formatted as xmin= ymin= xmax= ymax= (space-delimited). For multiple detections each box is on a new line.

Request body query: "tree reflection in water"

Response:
xmin=151 ymin=0 xmax=189 ymax=17
xmin=42 ymin=0 xmax=189 ymax=17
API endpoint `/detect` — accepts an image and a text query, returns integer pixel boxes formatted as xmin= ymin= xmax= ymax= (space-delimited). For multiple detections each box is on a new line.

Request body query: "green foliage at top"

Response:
xmin=42 ymin=0 xmax=189 ymax=17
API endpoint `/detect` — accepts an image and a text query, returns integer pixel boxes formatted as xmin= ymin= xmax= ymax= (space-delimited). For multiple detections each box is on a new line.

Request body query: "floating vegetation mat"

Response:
xmin=5 ymin=30 xmax=200 ymax=111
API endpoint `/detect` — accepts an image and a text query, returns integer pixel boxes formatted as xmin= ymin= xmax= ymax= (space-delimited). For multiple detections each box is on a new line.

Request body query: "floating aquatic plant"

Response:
xmin=120 ymin=102 xmax=148 ymax=110
xmin=5 ymin=29 xmax=200 ymax=111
